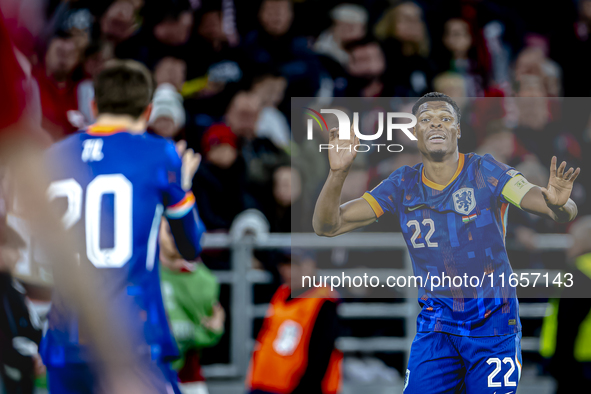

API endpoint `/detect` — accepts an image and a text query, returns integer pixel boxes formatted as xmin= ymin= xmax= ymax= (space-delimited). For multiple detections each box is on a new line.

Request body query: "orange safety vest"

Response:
xmin=246 ymin=285 xmax=343 ymax=394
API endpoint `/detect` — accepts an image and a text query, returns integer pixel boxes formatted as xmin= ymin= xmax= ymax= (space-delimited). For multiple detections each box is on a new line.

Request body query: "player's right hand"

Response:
xmin=328 ymin=123 xmax=359 ymax=174
xmin=176 ymin=140 xmax=201 ymax=191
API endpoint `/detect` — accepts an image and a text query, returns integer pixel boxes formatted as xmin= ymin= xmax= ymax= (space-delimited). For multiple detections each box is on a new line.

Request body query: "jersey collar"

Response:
xmin=422 ymin=153 xmax=465 ymax=191
xmin=86 ymin=124 xmax=129 ymax=136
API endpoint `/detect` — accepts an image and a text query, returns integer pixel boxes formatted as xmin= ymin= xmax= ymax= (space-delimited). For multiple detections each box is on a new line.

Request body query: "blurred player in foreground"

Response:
xmin=246 ymin=251 xmax=342 ymax=394
xmin=313 ymin=92 xmax=580 ymax=393
xmin=41 ymin=60 xmax=205 ymax=393
xmin=0 ymin=7 xmax=142 ymax=394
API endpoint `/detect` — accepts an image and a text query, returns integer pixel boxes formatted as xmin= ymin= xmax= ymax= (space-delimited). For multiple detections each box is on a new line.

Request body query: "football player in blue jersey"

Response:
xmin=40 ymin=60 xmax=205 ymax=394
xmin=313 ymin=92 xmax=580 ymax=393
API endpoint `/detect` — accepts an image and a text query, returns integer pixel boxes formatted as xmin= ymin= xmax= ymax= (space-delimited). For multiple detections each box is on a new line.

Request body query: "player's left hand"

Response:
xmin=541 ymin=156 xmax=580 ymax=209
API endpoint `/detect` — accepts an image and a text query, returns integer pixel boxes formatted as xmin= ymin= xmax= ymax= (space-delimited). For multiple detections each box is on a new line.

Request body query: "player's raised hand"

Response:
xmin=328 ymin=123 xmax=359 ymax=173
xmin=540 ymin=156 xmax=580 ymax=208
xmin=176 ymin=140 xmax=201 ymax=191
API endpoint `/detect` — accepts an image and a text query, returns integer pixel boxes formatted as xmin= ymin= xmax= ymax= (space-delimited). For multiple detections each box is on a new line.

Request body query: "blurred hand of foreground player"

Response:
xmin=541 ymin=156 xmax=581 ymax=209
xmin=176 ymin=140 xmax=201 ymax=191
xmin=328 ymin=124 xmax=359 ymax=174
xmin=100 ymin=369 xmax=160 ymax=394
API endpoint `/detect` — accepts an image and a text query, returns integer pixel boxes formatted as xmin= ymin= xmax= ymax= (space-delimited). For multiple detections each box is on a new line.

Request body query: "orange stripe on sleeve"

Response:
xmin=362 ymin=192 xmax=384 ymax=218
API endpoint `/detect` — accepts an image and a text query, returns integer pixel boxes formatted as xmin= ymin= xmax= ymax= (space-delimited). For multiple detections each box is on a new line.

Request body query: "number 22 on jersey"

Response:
xmin=407 ymin=219 xmax=438 ymax=248
xmin=47 ymin=174 xmax=132 ymax=268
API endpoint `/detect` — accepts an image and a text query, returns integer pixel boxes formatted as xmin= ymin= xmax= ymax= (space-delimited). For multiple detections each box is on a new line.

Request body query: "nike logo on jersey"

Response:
xmin=407 ymin=204 xmax=426 ymax=212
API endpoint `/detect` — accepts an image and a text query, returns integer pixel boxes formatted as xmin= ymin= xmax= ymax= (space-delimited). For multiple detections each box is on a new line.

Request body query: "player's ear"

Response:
xmin=91 ymin=100 xmax=98 ymax=118
xmin=141 ymin=103 xmax=153 ymax=121
xmin=457 ymin=124 xmax=461 ymax=140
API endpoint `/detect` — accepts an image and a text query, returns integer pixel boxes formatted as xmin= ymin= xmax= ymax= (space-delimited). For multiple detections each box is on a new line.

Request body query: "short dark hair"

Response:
xmin=412 ymin=92 xmax=461 ymax=124
xmin=94 ymin=60 xmax=154 ymax=118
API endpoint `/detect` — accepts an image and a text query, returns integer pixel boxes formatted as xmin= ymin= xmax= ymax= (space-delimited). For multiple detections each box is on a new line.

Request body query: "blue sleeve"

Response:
xmin=362 ymin=168 xmax=405 ymax=217
xmin=160 ymin=140 xmax=205 ymax=260
xmin=480 ymin=154 xmax=521 ymax=203
xmin=161 ymin=141 xmax=188 ymax=209
xmin=168 ymin=207 xmax=205 ymax=261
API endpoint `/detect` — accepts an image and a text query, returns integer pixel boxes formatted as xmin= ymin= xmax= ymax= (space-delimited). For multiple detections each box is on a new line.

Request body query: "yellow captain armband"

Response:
xmin=501 ymin=174 xmax=536 ymax=209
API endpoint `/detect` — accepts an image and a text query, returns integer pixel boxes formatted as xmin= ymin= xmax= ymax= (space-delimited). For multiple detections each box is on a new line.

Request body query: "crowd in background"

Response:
xmin=2 ymin=0 xmax=591 ymax=388
xmin=3 ymin=0 xmax=590 ymax=303
xmin=18 ymin=0 xmax=590 ymax=250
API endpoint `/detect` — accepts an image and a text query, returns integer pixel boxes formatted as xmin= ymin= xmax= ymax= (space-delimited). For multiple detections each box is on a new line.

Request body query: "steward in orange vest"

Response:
xmin=247 ymin=253 xmax=342 ymax=394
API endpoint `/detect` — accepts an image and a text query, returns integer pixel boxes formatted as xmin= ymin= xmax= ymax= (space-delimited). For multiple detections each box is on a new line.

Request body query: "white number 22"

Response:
xmin=48 ymin=175 xmax=132 ymax=268
xmin=487 ymin=357 xmax=517 ymax=387
xmin=406 ymin=219 xmax=438 ymax=248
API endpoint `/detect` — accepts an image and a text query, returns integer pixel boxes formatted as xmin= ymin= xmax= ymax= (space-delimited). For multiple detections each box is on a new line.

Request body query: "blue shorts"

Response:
xmin=47 ymin=360 xmax=181 ymax=394
xmin=404 ymin=331 xmax=522 ymax=394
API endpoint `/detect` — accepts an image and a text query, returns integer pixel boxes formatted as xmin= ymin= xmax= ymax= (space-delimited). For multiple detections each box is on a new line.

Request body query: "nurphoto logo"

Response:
xmin=304 ymin=107 xmax=417 ymax=153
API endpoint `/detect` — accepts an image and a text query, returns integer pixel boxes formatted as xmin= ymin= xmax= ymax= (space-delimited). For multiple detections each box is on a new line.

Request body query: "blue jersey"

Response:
xmin=40 ymin=125 xmax=202 ymax=366
xmin=363 ymin=153 xmax=521 ymax=337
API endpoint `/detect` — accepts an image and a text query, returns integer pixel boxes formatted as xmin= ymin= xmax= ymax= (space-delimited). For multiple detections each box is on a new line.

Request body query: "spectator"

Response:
xmin=264 ymin=166 xmax=303 ymax=233
xmin=154 ymin=56 xmax=187 ymax=93
xmin=373 ymin=1 xmax=435 ymax=96
xmin=192 ymin=123 xmax=251 ymax=231
xmin=550 ymin=0 xmax=591 ymax=96
xmin=247 ymin=251 xmax=342 ymax=394
xmin=251 ymin=72 xmax=290 ymax=149
xmin=76 ymin=41 xmax=116 ymax=126
xmin=0 ymin=224 xmax=44 ymax=394
xmin=148 ymin=83 xmax=186 ymax=139
xmin=513 ymin=45 xmax=562 ymax=97
xmin=314 ymin=4 xmax=368 ymax=68
xmin=432 ymin=72 xmax=469 ymax=115
xmin=184 ymin=4 xmax=245 ymax=93
xmin=59 ymin=6 xmax=94 ymax=52
xmin=344 ymin=37 xmax=388 ymax=97
xmin=240 ymin=0 xmax=322 ymax=113
xmin=33 ymin=33 xmax=85 ymax=140
xmin=225 ymin=92 xmax=289 ymax=208
xmin=436 ymin=18 xmax=487 ymax=97
xmin=181 ymin=5 xmax=246 ymax=147
xmin=511 ymin=76 xmax=579 ymax=166
xmin=115 ymin=0 xmax=194 ymax=70
xmin=100 ymin=0 xmax=141 ymax=45
xmin=159 ymin=219 xmax=225 ymax=394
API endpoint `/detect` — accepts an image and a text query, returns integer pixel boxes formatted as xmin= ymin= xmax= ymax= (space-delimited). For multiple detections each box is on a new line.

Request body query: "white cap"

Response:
xmin=149 ymin=83 xmax=186 ymax=129
xmin=330 ymin=4 xmax=368 ymax=24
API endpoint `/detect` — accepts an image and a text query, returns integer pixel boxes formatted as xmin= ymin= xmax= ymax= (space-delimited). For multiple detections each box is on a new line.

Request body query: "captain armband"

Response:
xmin=501 ymin=174 xmax=536 ymax=210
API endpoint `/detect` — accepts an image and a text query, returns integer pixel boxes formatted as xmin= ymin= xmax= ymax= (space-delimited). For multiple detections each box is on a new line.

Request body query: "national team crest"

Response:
xmin=452 ymin=188 xmax=476 ymax=215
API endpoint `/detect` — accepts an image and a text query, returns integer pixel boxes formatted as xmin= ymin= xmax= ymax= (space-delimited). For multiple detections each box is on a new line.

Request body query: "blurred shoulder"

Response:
xmin=45 ymin=131 xmax=84 ymax=157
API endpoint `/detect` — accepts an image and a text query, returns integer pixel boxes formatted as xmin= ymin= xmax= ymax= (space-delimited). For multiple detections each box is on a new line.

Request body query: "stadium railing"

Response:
xmin=200 ymin=226 xmax=568 ymax=379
